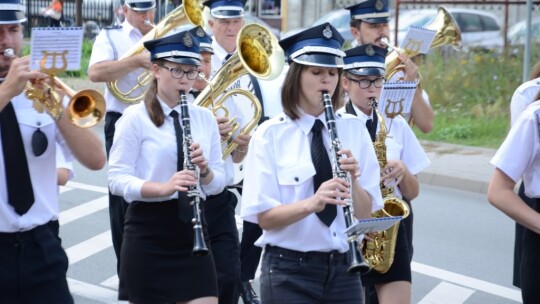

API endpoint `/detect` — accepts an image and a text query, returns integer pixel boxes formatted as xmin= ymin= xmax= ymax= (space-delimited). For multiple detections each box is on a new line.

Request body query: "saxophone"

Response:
xmin=179 ymin=91 xmax=209 ymax=257
xmin=321 ymin=92 xmax=370 ymax=274
xmin=362 ymin=98 xmax=410 ymax=274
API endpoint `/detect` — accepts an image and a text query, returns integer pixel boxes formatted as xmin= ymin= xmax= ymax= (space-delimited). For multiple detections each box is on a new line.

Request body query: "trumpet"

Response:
xmin=179 ymin=91 xmax=209 ymax=257
xmin=3 ymin=48 xmax=105 ymax=128
xmin=321 ymin=91 xmax=370 ymax=274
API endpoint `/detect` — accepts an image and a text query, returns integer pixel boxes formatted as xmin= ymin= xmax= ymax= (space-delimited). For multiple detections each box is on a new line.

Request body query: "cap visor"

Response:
xmin=211 ymin=9 xmax=244 ymax=18
xmin=0 ymin=11 xmax=26 ymax=24
xmin=361 ymin=17 xmax=389 ymax=24
xmin=164 ymin=57 xmax=201 ymax=66
xmin=292 ymin=53 xmax=344 ymax=68
xmin=199 ymin=47 xmax=214 ymax=54
xmin=346 ymin=67 xmax=385 ymax=76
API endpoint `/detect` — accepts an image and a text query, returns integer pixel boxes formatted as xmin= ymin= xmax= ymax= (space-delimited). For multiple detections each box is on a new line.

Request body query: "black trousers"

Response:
xmin=204 ymin=189 xmax=241 ymax=304
xmin=240 ymin=221 xmax=263 ymax=281
xmin=521 ymin=198 xmax=540 ymax=303
xmin=402 ymin=197 xmax=414 ymax=262
xmin=514 ymin=182 xmax=535 ymax=288
xmin=0 ymin=221 xmax=73 ymax=304
xmin=105 ymin=111 xmax=130 ymax=274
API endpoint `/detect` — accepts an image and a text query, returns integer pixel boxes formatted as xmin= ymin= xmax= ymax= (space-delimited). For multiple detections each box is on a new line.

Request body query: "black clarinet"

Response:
xmin=321 ymin=91 xmax=370 ymax=274
xmin=179 ymin=91 xmax=209 ymax=256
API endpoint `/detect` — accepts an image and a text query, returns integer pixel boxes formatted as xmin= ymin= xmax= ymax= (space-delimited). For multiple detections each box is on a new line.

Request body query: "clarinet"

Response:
xmin=321 ymin=91 xmax=370 ymax=274
xmin=179 ymin=91 xmax=209 ymax=256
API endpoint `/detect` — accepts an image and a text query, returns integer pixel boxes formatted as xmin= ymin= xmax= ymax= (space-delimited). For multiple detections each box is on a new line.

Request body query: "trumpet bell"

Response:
xmin=67 ymin=90 xmax=106 ymax=128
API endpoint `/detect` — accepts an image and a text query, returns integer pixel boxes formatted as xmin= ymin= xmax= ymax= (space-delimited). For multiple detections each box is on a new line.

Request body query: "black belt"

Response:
xmin=0 ymin=220 xmax=59 ymax=242
xmin=265 ymin=245 xmax=347 ymax=262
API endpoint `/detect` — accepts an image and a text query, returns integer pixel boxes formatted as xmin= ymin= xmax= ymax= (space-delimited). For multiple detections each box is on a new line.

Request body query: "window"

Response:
xmin=456 ymin=13 xmax=482 ymax=33
xmin=258 ymin=0 xmax=281 ymax=18
xmin=480 ymin=15 xmax=500 ymax=31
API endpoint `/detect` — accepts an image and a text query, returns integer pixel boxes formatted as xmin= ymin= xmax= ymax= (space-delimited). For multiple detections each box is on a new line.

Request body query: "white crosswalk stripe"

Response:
xmin=59 ymin=181 xmax=522 ymax=304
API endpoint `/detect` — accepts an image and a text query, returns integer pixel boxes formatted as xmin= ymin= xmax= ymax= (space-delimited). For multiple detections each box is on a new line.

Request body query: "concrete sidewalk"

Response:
xmin=418 ymin=140 xmax=496 ymax=194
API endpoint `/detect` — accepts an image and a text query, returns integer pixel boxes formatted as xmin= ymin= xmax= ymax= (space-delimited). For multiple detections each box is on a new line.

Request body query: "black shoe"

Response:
xmin=240 ymin=280 xmax=261 ymax=304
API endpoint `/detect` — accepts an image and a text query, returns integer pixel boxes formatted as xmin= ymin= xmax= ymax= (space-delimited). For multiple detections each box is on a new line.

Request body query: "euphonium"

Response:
xmin=384 ymin=6 xmax=462 ymax=81
xmin=321 ymin=92 xmax=370 ymax=274
xmin=179 ymin=91 xmax=209 ymax=257
xmin=193 ymin=23 xmax=285 ymax=159
xmin=362 ymin=98 xmax=409 ymax=274
xmin=3 ymin=48 xmax=105 ymax=128
xmin=107 ymin=0 xmax=206 ymax=104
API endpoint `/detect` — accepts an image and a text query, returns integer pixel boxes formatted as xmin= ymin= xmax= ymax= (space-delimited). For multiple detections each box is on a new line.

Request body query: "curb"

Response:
xmin=418 ymin=172 xmax=489 ymax=194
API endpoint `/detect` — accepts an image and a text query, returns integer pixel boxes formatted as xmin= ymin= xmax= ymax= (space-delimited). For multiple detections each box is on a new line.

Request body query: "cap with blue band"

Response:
xmin=343 ymin=44 xmax=387 ymax=76
xmin=203 ymin=0 xmax=245 ymax=18
xmin=0 ymin=0 xmax=26 ymax=24
xmin=346 ymin=0 xmax=390 ymax=24
xmin=125 ymin=0 xmax=156 ymax=11
xmin=144 ymin=31 xmax=202 ymax=66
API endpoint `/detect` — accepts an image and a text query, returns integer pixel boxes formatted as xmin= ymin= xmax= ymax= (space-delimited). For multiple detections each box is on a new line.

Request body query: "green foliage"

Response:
xmin=414 ymin=47 xmax=540 ymax=148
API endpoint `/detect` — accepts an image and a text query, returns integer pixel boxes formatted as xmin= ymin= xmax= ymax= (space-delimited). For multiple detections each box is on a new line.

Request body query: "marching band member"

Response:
xmin=338 ymin=44 xmax=430 ymax=304
xmin=108 ymin=30 xmax=226 ymax=303
xmin=0 ymin=1 xmax=106 ymax=302
xmin=88 ymin=0 xmax=156 ymax=273
xmin=488 ymin=97 xmax=540 ymax=304
xmin=240 ymin=23 xmax=382 ymax=303
xmin=346 ymin=0 xmax=434 ymax=134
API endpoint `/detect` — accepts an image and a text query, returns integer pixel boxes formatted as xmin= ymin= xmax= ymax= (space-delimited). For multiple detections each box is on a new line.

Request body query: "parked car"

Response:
xmin=508 ymin=18 xmax=540 ymax=46
xmin=389 ymin=8 xmax=504 ymax=52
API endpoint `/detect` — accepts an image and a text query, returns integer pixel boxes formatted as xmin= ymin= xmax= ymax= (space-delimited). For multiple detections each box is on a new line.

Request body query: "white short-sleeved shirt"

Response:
xmin=108 ymin=100 xmax=226 ymax=203
xmin=88 ymin=21 xmax=145 ymax=114
xmin=56 ymin=142 xmax=74 ymax=179
xmin=510 ymin=77 xmax=540 ymax=125
xmin=491 ymin=101 xmax=540 ymax=198
xmin=0 ymin=94 xmax=71 ymax=232
xmin=240 ymin=109 xmax=383 ymax=253
xmin=338 ymin=103 xmax=431 ymax=198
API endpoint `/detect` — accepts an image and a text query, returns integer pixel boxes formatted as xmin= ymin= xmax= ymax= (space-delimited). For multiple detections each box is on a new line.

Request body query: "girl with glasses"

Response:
xmin=108 ymin=30 xmax=226 ymax=304
xmin=338 ymin=44 xmax=430 ymax=304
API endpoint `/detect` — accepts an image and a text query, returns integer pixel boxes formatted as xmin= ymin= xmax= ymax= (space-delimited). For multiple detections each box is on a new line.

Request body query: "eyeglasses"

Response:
xmin=31 ymin=128 xmax=48 ymax=157
xmin=160 ymin=66 xmax=199 ymax=80
xmin=347 ymin=77 xmax=385 ymax=89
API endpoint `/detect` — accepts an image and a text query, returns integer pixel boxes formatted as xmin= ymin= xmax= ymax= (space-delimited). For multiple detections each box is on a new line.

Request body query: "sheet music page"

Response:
xmin=378 ymin=81 xmax=417 ymax=118
xmin=30 ymin=27 xmax=84 ymax=72
xmin=400 ymin=26 xmax=437 ymax=54
xmin=344 ymin=216 xmax=403 ymax=236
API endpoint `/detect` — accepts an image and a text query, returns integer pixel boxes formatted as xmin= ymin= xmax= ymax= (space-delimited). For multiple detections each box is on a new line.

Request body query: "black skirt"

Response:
xmin=118 ymin=199 xmax=218 ymax=302
xmin=361 ymin=221 xmax=412 ymax=286
xmin=520 ymin=198 xmax=540 ymax=304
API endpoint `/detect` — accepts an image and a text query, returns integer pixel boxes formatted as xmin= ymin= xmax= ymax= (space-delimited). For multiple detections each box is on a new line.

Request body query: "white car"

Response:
xmin=508 ymin=18 xmax=540 ymax=46
xmin=389 ymin=8 xmax=504 ymax=51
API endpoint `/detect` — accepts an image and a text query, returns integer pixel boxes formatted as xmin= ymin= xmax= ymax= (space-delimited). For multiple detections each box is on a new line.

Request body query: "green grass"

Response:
xmin=413 ymin=46 xmax=540 ymax=148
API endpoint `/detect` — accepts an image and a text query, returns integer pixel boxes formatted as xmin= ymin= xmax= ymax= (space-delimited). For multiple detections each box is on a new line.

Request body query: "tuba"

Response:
xmin=384 ymin=6 xmax=462 ymax=81
xmin=106 ymin=0 xmax=206 ymax=104
xmin=193 ymin=23 xmax=285 ymax=159
xmin=362 ymin=98 xmax=409 ymax=274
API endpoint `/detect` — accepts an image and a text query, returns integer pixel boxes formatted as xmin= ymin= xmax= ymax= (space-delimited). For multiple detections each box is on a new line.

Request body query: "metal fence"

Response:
xmin=23 ymin=0 xmax=119 ymax=37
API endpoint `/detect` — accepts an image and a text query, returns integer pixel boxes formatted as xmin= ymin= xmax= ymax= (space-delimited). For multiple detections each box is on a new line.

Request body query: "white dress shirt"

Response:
xmin=491 ymin=101 xmax=540 ymax=198
xmin=0 ymin=94 xmax=71 ymax=232
xmin=240 ymin=109 xmax=383 ymax=253
xmin=510 ymin=77 xmax=540 ymax=125
xmin=338 ymin=104 xmax=431 ymax=198
xmin=88 ymin=21 xmax=145 ymax=114
xmin=108 ymin=99 xmax=226 ymax=203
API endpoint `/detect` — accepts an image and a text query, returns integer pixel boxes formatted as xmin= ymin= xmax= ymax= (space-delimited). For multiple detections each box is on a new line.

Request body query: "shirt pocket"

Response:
xmin=276 ymin=162 xmax=316 ymax=201
xmin=17 ymin=110 xmax=55 ymax=159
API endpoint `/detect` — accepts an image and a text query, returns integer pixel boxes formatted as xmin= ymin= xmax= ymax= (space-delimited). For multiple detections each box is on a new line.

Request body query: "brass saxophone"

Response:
xmin=321 ymin=92 xmax=370 ymax=274
xmin=362 ymin=98 xmax=410 ymax=274
xmin=179 ymin=91 xmax=209 ymax=256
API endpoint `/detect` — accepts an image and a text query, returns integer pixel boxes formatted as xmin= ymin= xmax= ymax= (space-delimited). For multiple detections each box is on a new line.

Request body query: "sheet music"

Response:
xmin=400 ymin=26 xmax=437 ymax=54
xmin=30 ymin=27 xmax=84 ymax=72
xmin=344 ymin=216 xmax=402 ymax=236
xmin=378 ymin=81 xmax=417 ymax=118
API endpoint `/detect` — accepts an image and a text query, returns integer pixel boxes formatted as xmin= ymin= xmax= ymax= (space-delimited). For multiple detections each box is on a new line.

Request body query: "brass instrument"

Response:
xmin=179 ymin=91 xmax=209 ymax=256
xmin=194 ymin=23 xmax=285 ymax=159
xmin=362 ymin=98 xmax=409 ymax=274
xmin=322 ymin=92 xmax=370 ymax=274
xmin=107 ymin=0 xmax=206 ymax=104
xmin=3 ymin=48 xmax=105 ymax=128
xmin=384 ymin=6 xmax=462 ymax=81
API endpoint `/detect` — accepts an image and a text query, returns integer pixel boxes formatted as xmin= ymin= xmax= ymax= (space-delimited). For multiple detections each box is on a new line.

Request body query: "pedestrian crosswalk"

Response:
xmin=59 ymin=181 xmax=522 ymax=304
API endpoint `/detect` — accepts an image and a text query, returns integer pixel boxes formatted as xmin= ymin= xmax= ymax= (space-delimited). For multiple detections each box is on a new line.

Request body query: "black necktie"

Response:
xmin=0 ymin=102 xmax=35 ymax=215
xmin=170 ymin=110 xmax=190 ymax=223
xmin=365 ymin=112 xmax=378 ymax=142
xmin=310 ymin=119 xmax=336 ymax=226
xmin=224 ymin=53 xmax=233 ymax=63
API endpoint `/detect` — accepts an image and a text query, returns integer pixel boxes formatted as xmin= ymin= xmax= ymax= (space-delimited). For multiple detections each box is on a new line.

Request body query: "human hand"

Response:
xmin=189 ymin=142 xmax=208 ymax=173
xmin=2 ymin=56 xmax=48 ymax=101
xmin=398 ymin=53 xmax=419 ymax=82
xmin=309 ymin=178 xmax=350 ymax=213
xmin=338 ymin=149 xmax=360 ymax=178
xmin=216 ymin=116 xmax=232 ymax=140
xmin=381 ymin=159 xmax=406 ymax=187
xmin=233 ymin=134 xmax=251 ymax=153
xmin=163 ymin=169 xmax=198 ymax=195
